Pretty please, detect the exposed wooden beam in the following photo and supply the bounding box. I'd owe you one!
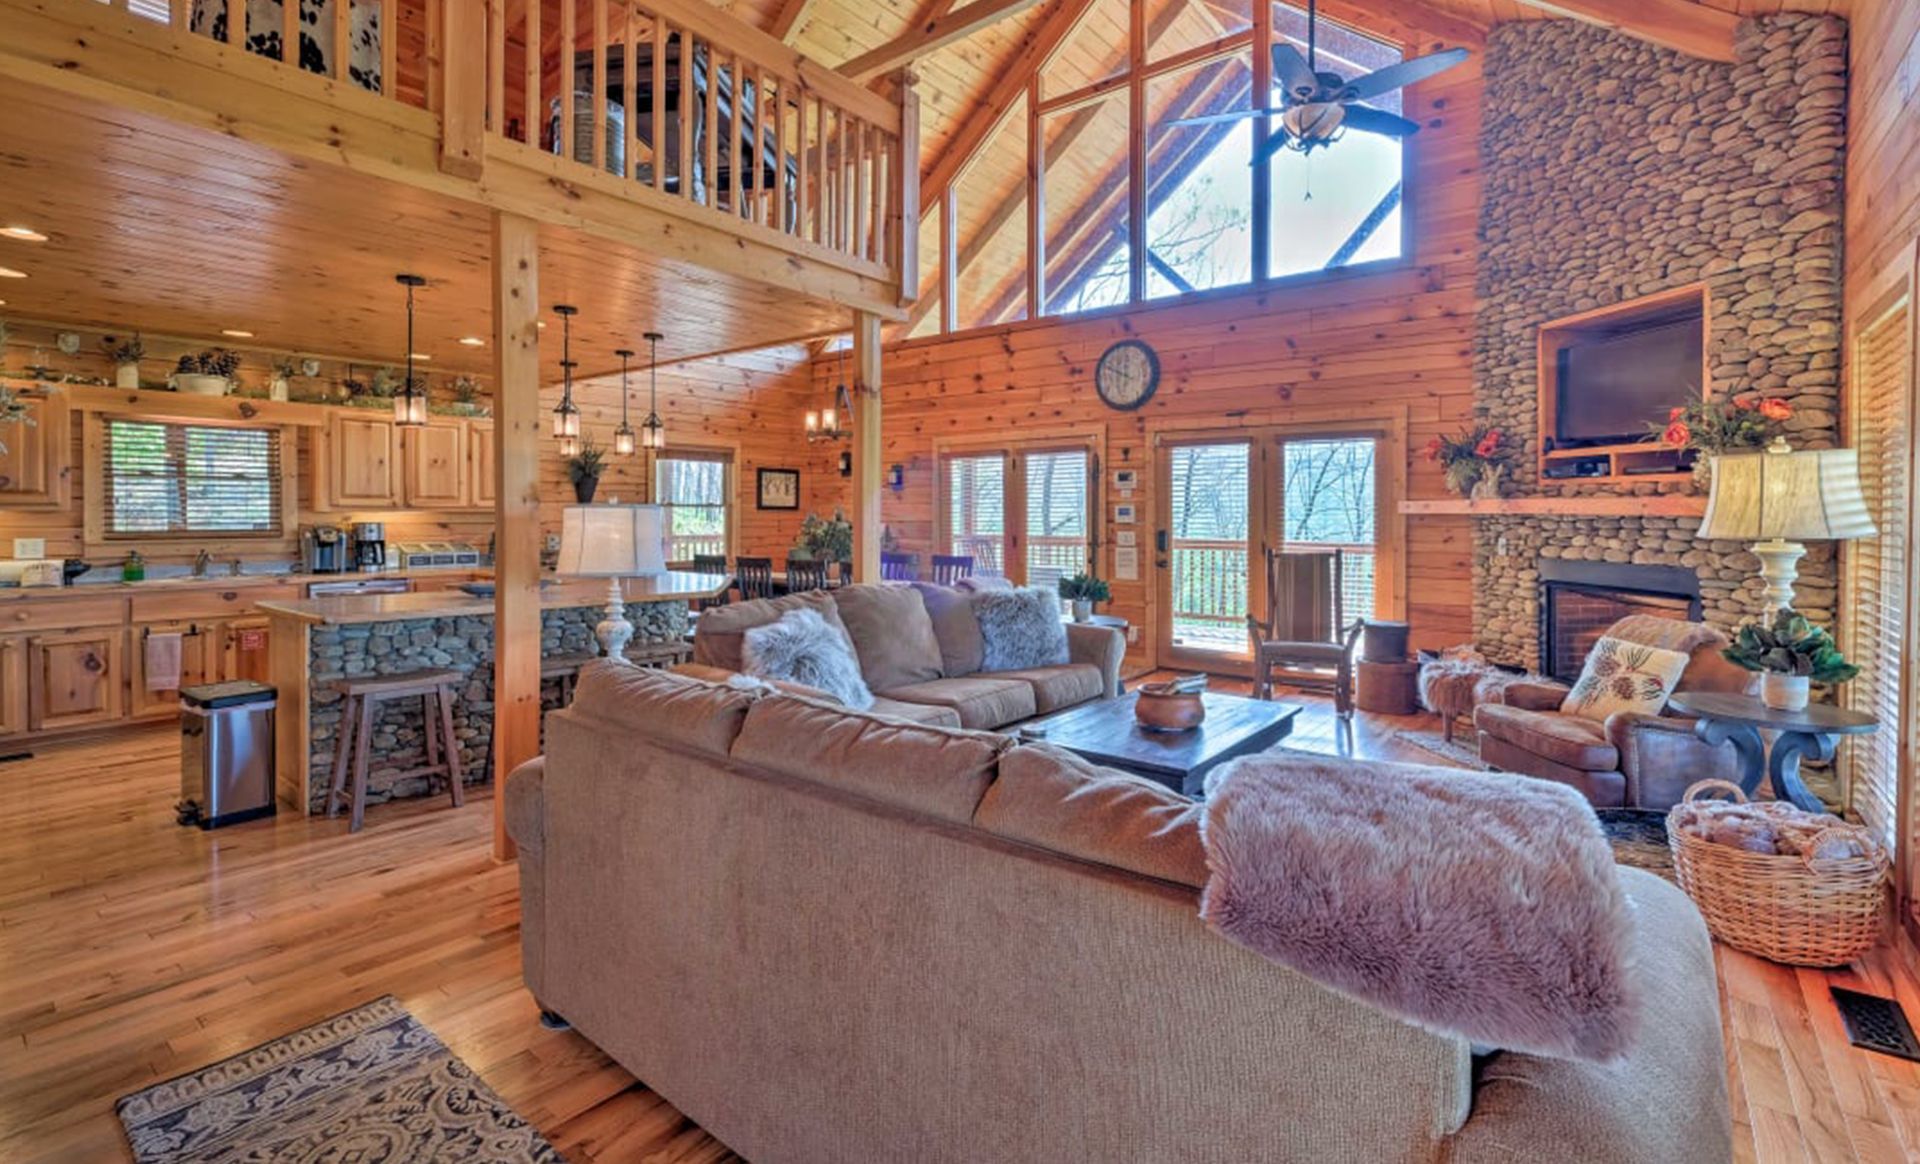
[838,0,1049,84]
[768,0,819,44]
[490,210,541,865]
[1509,0,1736,62]
[850,311,885,582]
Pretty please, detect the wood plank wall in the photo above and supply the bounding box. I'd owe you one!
[809,57,1484,669]
[1844,1,1920,299]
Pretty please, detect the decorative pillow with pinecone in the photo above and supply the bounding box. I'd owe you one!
[1559,636,1690,722]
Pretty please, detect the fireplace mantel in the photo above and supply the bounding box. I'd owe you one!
[1401,496,1707,517]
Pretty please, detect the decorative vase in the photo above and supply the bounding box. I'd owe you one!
[1762,672,1810,712]
[1071,598,1093,623]
[1469,465,1505,502]
[172,374,230,396]
[115,363,140,389]
[269,376,290,402]
[573,475,599,503]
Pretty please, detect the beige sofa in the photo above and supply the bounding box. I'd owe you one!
[508,663,1732,1164]
[682,582,1124,729]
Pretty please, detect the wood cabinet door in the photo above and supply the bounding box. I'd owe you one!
[128,621,215,718]
[403,421,468,508]
[0,389,72,509]
[328,415,398,508]
[29,629,124,732]
[469,422,495,508]
[220,617,273,685]
[0,637,27,736]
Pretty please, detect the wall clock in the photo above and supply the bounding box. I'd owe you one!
[1095,339,1160,411]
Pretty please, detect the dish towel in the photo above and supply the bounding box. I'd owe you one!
[145,632,183,693]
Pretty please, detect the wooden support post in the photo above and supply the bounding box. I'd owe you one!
[491,211,541,863]
[851,310,884,583]
[441,0,488,179]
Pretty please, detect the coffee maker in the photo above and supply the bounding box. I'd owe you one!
[351,522,387,572]
[302,526,346,573]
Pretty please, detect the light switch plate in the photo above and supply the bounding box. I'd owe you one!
[12,538,45,560]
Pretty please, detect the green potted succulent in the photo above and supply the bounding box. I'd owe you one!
[567,437,606,503]
[171,349,241,396]
[102,334,145,388]
[1058,572,1112,623]
[1722,608,1859,712]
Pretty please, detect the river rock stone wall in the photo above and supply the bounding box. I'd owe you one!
[304,602,689,812]
[1470,14,1847,667]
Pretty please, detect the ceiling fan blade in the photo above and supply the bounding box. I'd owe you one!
[1271,42,1319,99]
[1168,108,1280,129]
[1341,104,1421,138]
[1339,47,1470,102]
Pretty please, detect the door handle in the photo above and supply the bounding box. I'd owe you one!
[1155,529,1169,553]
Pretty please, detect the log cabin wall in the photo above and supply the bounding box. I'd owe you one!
[1844,1,1920,299]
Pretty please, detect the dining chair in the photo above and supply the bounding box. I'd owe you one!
[930,554,973,587]
[692,554,730,610]
[785,557,829,592]
[735,556,776,601]
[880,551,919,581]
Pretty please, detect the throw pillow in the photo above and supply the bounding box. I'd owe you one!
[743,608,874,711]
[1560,636,1689,721]
[971,586,1070,672]
[911,581,987,676]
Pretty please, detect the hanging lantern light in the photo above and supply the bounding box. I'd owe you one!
[640,331,666,451]
[806,344,853,443]
[393,274,429,427]
[552,304,581,442]
[612,347,637,456]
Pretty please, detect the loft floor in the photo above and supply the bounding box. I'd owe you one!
[0,698,1916,1163]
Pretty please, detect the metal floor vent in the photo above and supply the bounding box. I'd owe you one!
[1831,987,1920,1062]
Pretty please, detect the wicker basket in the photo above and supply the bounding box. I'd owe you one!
[1666,780,1890,966]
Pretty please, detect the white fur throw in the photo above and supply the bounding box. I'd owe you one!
[1199,753,1639,1063]
[742,608,873,711]
[971,586,1069,671]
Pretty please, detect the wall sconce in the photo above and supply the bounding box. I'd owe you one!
[838,451,852,478]
[888,464,906,493]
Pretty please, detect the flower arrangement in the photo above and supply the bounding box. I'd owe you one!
[1424,424,1510,498]
[175,349,241,379]
[793,510,854,564]
[101,334,145,366]
[1651,393,1791,459]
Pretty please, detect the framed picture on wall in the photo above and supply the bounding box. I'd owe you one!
[757,467,801,510]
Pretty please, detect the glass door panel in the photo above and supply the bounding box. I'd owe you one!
[1164,441,1252,659]
[1280,436,1379,623]
[947,454,1008,576]
[1024,449,1090,591]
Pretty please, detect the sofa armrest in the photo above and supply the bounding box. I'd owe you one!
[505,756,546,856]
[1500,681,1570,712]
[505,757,550,1002]
[1066,623,1125,699]
[1605,711,1736,810]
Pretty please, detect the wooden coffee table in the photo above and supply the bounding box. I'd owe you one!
[1018,691,1301,797]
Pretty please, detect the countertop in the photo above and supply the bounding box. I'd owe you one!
[0,567,492,601]
[257,572,730,625]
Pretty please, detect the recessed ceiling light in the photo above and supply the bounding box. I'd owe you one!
[536,321,547,329]
[221,329,255,338]
[0,226,47,242]
[458,336,486,347]
[410,352,432,361]
[0,267,25,279]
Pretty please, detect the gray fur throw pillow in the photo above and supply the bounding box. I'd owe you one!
[971,586,1070,671]
[743,608,874,710]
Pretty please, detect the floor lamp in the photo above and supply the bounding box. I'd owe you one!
[1698,438,1877,614]
[557,503,667,659]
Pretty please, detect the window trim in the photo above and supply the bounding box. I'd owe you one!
[650,445,737,567]
[83,412,299,555]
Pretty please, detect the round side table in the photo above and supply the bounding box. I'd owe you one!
[1668,691,1877,813]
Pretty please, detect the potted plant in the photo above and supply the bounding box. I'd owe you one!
[102,334,144,388]
[567,438,606,503]
[1425,424,1510,499]
[171,349,241,396]
[1722,608,1859,712]
[1058,572,1112,623]
[0,382,34,455]
[792,510,853,564]
[1651,392,1792,484]
[269,357,298,402]
[447,376,489,417]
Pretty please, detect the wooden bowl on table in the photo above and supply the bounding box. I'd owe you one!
[1135,679,1207,733]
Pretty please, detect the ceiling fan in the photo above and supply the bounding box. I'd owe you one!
[1169,0,1469,157]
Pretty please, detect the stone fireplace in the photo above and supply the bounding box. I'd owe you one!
[1538,561,1700,683]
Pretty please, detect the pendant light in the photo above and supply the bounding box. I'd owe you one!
[393,274,428,427]
[552,304,581,455]
[640,331,666,451]
[806,344,853,443]
[612,347,637,456]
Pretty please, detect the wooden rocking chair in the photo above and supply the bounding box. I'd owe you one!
[1247,547,1365,719]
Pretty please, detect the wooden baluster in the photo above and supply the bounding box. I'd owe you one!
[623,3,639,180]
[488,0,506,134]
[701,39,718,209]
[677,25,693,197]
[561,0,577,162]
[381,0,398,97]
[875,130,892,267]
[836,106,849,253]
[333,0,349,82]
[592,0,608,172]
[772,76,788,233]
[652,13,668,190]
[734,58,749,221]
[854,120,870,261]
[172,0,187,32]
[524,0,541,146]
[794,94,811,242]
[897,78,920,304]
[750,65,767,225]
[281,0,300,67]
[224,0,241,45]
[818,101,833,248]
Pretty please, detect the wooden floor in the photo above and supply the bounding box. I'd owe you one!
[1,695,1918,1162]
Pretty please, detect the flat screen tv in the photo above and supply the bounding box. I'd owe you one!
[1554,318,1702,447]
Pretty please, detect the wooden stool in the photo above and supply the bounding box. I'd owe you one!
[541,653,600,707]
[625,641,694,670]
[327,668,465,833]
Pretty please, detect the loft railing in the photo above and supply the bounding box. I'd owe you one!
[102,0,412,104]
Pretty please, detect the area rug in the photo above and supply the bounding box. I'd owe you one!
[1383,726,1493,770]
[116,995,564,1163]
[1596,808,1676,884]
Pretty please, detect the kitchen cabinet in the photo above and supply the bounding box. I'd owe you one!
[128,620,216,719]
[221,617,273,685]
[468,421,495,507]
[323,414,399,509]
[0,387,72,510]
[0,637,26,736]
[29,628,123,732]
[402,420,468,508]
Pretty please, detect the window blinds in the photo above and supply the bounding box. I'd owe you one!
[103,419,283,537]
[656,454,730,560]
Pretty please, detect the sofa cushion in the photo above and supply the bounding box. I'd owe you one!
[972,586,1070,671]
[911,582,986,677]
[744,607,874,710]
[867,696,965,728]
[975,744,1206,887]
[880,675,1038,730]
[831,583,946,691]
[1476,703,1620,771]
[988,663,1105,714]
[731,693,1008,823]
[568,661,761,758]
[693,591,849,672]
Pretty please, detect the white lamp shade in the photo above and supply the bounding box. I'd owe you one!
[557,504,667,577]
[1700,444,1878,541]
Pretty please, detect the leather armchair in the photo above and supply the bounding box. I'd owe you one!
[1474,617,1757,810]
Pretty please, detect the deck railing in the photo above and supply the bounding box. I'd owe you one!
[1170,539,1376,652]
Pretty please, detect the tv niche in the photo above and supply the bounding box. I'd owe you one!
[1536,284,1709,485]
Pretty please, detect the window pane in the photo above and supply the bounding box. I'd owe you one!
[947,455,1006,576]
[1169,443,1249,651]
[953,94,1030,330]
[907,204,943,339]
[1268,4,1404,276]
[1041,0,1129,101]
[1283,437,1377,619]
[1146,54,1256,300]
[1024,450,1089,592]
[1146,0,1251,62]
[105,419,278,537]
[658,457,728,560]
[1041,93,1130,317]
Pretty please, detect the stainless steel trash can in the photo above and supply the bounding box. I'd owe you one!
[177,680,277,829]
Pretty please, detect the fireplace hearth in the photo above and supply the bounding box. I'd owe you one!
[1540,560,1701,683]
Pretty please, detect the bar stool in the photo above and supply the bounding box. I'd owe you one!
[328,668,465,833]
[541,652,600,707]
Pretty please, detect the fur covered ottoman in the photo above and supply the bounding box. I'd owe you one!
[1418,647,1543,742]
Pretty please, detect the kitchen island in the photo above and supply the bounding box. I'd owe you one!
[259,572,728,815]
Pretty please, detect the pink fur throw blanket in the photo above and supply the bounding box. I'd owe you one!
[1199,753,1639,1063]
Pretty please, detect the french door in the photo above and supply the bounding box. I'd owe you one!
[1156,428,1388,673]
[940,439,1097,587]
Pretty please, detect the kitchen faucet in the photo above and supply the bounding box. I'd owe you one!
[192,549,212,578]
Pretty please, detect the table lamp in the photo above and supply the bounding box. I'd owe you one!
[1698,437,1876,613]
[557,503,667,659]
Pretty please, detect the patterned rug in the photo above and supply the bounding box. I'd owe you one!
[117,995,564,1163]
[1384,727,1494,770]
